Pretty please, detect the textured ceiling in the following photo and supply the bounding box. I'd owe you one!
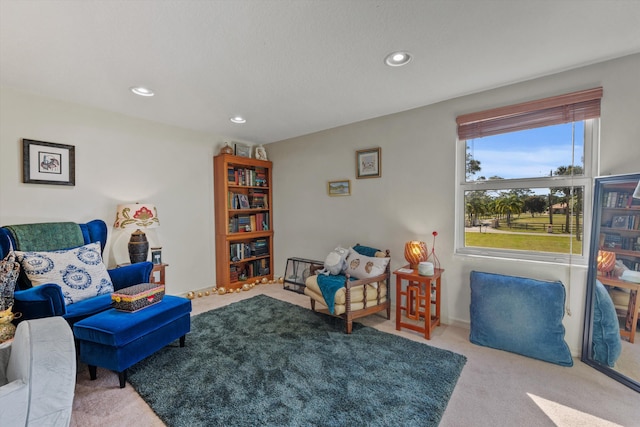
[1,0,640,144]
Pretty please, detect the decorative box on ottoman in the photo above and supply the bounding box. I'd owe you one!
[112,283,165,311]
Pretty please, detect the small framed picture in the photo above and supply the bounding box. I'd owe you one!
[237,194,250,209]
[234,142,251,158]
[151,247,162,265]
[328,180,351,196]
[356,147,381,179]
[611,215,629,229]
[23,139,76,185]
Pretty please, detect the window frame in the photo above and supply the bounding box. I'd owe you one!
[455,116,599,265]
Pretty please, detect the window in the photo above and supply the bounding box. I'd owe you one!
[456,88,602,263]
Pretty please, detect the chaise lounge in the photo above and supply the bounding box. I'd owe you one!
[304,244,391,333]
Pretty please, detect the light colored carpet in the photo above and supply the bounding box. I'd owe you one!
[616,339,640,382]
[70,285,639,427]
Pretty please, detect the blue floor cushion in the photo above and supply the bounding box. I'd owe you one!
[591,280,622,367]
[470,271,573,367]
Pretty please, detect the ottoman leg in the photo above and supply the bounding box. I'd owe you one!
[119,370,127,388]
[89,365,97,380]
[180,335,186,347]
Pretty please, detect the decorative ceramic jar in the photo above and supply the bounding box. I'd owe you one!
[128,229,149,263]
[418,262,434,276]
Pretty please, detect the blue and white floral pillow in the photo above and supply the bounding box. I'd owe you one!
[16,242,114,305]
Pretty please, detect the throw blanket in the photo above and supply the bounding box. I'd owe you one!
[316,274,355,314]
[5,223,84,252]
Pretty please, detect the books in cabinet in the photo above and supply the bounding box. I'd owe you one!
[228,212,269,233]
[603,190,640,208]
[228,190,269,210]
[226,166,268,187]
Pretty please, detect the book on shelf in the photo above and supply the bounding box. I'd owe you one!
[246,258,270,279]
[249,189,267,208]
[229,268,239,282]
[229,243,251,261]
[230,240,269,262]
[250,239,269,256]
[227,166,236,184]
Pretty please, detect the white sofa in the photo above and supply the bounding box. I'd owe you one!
[0,317,76,427]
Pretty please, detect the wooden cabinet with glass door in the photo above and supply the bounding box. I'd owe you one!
[213,154,273,290]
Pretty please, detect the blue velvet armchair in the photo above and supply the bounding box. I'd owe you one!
[0,219,152,325]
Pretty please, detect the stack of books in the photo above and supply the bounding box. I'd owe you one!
[227,166,269,187]
[250,239,269,256]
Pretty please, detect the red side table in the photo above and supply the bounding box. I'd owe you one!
[394,266,444,340]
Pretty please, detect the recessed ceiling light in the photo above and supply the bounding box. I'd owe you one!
[230,116,247,124]
[384,51,412,67]
[130,86,155,97]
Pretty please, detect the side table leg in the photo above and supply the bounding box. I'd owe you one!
[395,275,402,330]
[425,280,432,340]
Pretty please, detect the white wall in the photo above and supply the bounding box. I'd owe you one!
[2,54,638,354]
[267,53,640,355]
[0,87,228,295]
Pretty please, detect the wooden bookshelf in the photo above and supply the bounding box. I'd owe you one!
[214,153,274,290]
[600,182,640,271]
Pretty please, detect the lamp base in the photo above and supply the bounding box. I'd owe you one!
[128,229,149,263]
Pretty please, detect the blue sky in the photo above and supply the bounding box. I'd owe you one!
[468,122,584,180]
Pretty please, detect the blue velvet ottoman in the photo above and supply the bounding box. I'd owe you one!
[73,295,192,388]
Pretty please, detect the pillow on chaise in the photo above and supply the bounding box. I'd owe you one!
[344,247,389,280]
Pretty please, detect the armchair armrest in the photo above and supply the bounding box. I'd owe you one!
[13,284,66,320]
[108,262,153,291]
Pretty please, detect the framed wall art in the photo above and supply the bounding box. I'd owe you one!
[328,180,351,196]
[234,142,252,158]
[356,147,381,179]
[22,139,75,186]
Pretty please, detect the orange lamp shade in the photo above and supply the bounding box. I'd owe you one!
[404,241,428,269]
[597,250,616,274]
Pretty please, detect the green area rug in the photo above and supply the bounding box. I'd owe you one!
[128,294,466,427]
